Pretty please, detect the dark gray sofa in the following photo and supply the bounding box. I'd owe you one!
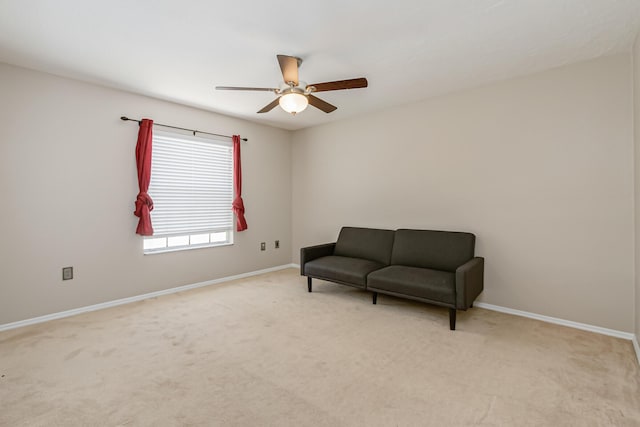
[300,227,484,330]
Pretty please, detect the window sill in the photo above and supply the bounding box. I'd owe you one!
[144,241,233,255]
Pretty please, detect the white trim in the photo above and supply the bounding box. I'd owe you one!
[0,264,297,332]
[298,264,638,350]
[474,302,635,340]
[2,264,637,367]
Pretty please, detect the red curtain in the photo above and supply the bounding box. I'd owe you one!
[232,135,248,231]
[134,119,154,236]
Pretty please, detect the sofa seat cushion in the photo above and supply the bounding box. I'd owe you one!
[367,265,456,304]
[304,255,385,287]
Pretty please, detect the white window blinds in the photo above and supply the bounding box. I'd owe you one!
[148,130,234,238]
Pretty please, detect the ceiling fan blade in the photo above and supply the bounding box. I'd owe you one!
[257,98,280,114]
[216,86,278,92]
[308,95,337,113]
[277,55,300,86]
[308,78,368,92]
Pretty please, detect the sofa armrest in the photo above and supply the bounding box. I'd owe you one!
[300,243,336,275]
[455,257,484,309]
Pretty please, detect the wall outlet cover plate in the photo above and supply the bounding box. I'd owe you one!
[62,267,73,280]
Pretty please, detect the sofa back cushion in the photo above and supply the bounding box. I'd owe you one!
[391,229,475,272]
[334,227,395,265]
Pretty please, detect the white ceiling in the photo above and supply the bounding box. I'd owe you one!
[1,0,639,131]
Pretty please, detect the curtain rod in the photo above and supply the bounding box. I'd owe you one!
[120,116,248,141]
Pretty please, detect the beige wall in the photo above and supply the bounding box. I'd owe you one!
[2,53,637,334]
[291,54,635,332]
[0,63,292,325]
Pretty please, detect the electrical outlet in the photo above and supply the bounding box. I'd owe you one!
[62,267,73,281]
[275,240,280,249]
[260,242,266,251]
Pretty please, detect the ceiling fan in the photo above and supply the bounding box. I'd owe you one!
[216,54,368,115]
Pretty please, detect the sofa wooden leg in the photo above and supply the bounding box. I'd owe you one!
[372,292,378,305]
[307,277,312,293]
[449,308,456,330]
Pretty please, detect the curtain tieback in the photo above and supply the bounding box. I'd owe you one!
[134,192,154,217]
[232,196,245,213]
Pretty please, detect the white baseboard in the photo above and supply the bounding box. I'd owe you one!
[474,302,635,341]
[0,264,297,332]
[3,265,639,368]
[295,267,638,364]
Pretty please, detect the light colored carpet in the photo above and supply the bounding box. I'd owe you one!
[1,268,639,426]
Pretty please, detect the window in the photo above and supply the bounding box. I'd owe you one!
[143,130,234,253]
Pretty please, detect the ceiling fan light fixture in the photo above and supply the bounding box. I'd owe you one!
[279,92,308,115]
